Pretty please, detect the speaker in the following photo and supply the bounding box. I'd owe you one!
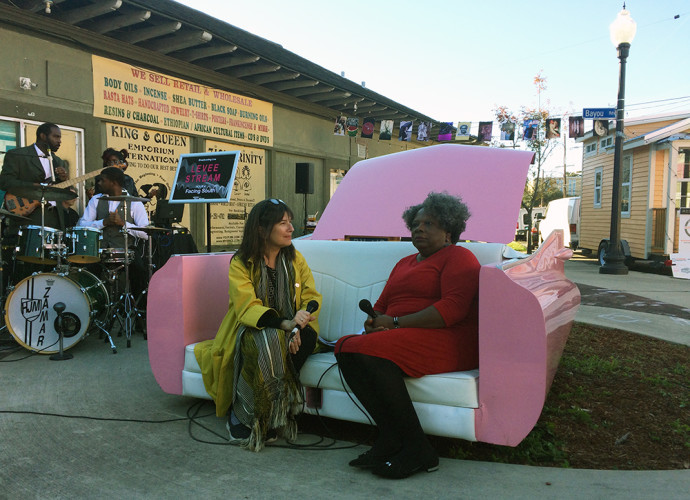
[295,162,314,194]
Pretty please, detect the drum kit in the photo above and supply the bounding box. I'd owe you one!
[0,184,165,358]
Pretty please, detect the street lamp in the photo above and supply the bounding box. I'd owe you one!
[600,5,636,275]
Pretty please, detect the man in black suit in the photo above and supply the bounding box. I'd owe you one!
[0,123,70,286]
[0,122,69,233]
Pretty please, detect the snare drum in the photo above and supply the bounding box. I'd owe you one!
[16,225,62,264]
[4,269,109,354]
[101,248,135,264]
[66,226,101,264]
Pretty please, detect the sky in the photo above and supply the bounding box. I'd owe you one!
[173,0,690,174]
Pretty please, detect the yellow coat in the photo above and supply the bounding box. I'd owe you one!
[194,250,321,417]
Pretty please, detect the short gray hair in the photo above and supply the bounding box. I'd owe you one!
[402,192,471,244]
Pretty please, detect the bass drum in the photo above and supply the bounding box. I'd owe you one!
[5,269,109,354]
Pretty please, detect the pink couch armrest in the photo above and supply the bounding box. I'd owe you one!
[474,232,580,446]
[147,253,233,394]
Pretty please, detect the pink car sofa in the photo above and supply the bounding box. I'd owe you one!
[147,144,581,446]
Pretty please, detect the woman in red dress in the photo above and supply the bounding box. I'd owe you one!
[335,192,480,479]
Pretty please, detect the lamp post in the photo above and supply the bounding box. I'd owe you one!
[600,5,636,275]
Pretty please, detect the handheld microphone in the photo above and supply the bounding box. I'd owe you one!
[358,299,377,318]
[289,300,320,340]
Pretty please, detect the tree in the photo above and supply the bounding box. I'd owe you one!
[494,71,558,253]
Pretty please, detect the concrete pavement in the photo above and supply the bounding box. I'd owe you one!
[1,253,688,498]
[565,254,690,346]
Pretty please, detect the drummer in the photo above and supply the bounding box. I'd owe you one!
[77,167,149,244]
[78,166,149,296]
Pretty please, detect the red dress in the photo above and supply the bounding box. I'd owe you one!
[335,245,480,377]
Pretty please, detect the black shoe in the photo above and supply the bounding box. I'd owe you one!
[372,448,439,479]
[348,449,390,469]
[226,419,251,442]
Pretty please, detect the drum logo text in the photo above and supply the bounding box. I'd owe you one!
[21,298,47,322]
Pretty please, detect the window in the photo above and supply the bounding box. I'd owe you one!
[594,167,603,208]
[621,156,632,217]
[585,142,597,156]
[567,178,578,196]
[600,136,613,149]
[0,119,19,170]
[677,149,690,209]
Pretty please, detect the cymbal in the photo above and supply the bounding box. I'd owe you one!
[130,226,169,233]
[101,195,151,203]
[0,207,32,222]
[8,184,78,202]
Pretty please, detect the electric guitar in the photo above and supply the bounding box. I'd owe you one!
[3,170,101,216]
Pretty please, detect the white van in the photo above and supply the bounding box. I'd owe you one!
[538,197,580,249]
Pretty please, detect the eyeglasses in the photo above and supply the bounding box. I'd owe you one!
[269,198,285,205]
[105,160,126,167]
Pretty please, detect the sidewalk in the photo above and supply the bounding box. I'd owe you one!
[564,255,690,347]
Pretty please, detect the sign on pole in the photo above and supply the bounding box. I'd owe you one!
[583,108,616,120]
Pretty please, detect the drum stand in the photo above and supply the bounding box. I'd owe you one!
[103,203,141,348]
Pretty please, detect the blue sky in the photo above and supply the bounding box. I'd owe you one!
[173,0,689,173]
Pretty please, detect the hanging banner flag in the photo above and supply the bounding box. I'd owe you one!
[500,121,515,141]
[478,121,493,142]
[346,117,359,137]
[380,120,393,140]
[569,117,584,138]
[417,121,431,141]
[398,120,413,141]
[361,118,375,139]
[334,115,346,135]
[546,118,561,139]
[456,122,471,141]
[593,119,609,137]
[523,119,539,140]
[438,122,454,141]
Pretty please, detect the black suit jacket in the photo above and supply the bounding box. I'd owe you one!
[0,144,66,231]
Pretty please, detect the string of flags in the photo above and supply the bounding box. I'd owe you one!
[333,115,613,142]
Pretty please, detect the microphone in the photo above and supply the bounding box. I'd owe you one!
[46,148,56,182]
[358,299,377,319]
[289,300,320,341]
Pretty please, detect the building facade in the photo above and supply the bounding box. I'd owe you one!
[0,0,443,250]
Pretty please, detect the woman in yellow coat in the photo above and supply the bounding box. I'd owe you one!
[195,199,321,451]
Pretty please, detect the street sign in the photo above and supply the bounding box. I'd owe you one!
[583,108,616,119]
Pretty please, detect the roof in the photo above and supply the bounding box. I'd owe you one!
[0,0,441,128]
[311,144,535,244]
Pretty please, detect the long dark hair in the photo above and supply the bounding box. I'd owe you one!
[236,199,295,266]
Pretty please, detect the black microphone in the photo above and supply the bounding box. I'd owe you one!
[289,300,320,340]
[358,299,377,318]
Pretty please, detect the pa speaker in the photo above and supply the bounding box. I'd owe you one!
[295,162,314,194]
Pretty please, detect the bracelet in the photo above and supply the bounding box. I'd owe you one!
[393,316,400,329]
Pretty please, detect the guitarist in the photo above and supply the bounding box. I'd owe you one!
[0,122,69,234]
[0,122,72,288]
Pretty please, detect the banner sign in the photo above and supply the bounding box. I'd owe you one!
[583,108,616,119]
[170,151,239,203]
[93,55,273,147]
[206,140,266,247]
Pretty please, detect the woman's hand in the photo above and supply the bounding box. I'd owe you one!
[364,314,391,334]
[282,308,315,354]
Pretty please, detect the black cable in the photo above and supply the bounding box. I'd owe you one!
[0,338,60,362]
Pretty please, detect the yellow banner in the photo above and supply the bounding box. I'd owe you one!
[93,55,273,147]
[105,122,191,227]
[205,140,266,247]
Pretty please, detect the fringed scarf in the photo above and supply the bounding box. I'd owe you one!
[231,253,304,451]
